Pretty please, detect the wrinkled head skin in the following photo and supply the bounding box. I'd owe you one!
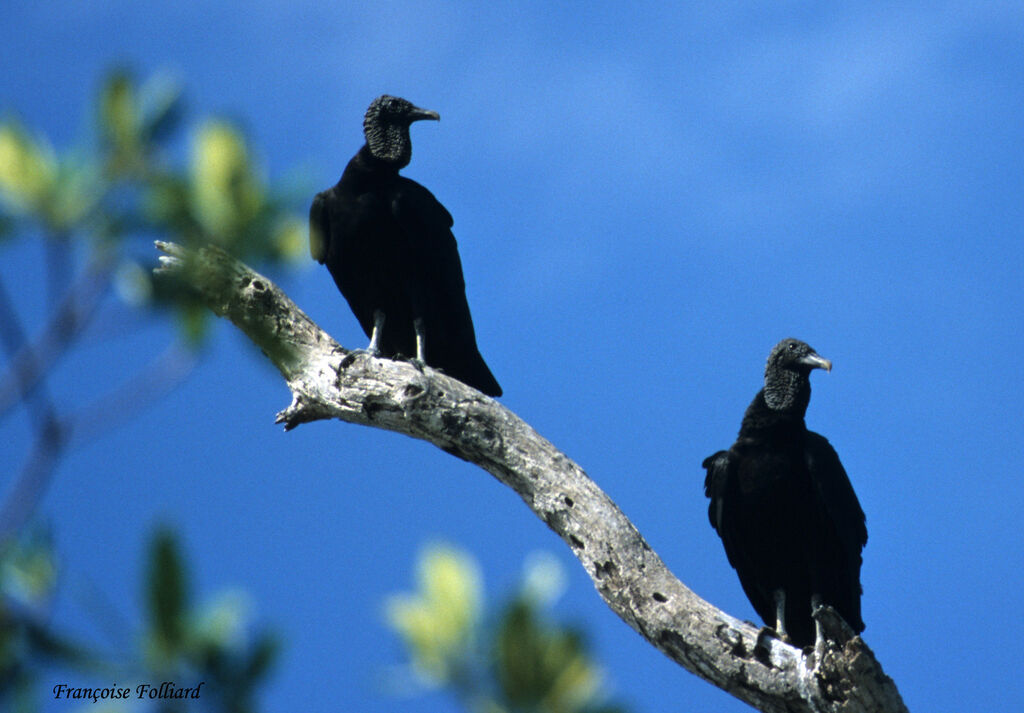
[762,338,831,413]
[766,338,832,376]
[363,95,440,167]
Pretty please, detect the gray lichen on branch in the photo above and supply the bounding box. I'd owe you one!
[153,240,908,713]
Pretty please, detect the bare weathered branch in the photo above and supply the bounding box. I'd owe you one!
[153,240,908,713]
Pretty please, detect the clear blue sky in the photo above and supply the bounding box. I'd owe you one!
[2,2,1023,711]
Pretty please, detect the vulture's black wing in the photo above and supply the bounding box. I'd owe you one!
[309,191,330,265]
[805,431,867,559]
[702,448,776,627]
[309,184,383,341]
[391,176,501,396]
[804,430,867,632]
[703,450,732,534]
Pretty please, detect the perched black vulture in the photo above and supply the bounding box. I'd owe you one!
[702,339,866,648]
[310,95,502,396]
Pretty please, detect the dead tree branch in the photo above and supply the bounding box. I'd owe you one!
[153,240,908,713]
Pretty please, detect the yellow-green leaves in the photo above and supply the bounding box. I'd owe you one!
[100,71,142,171]
[172,119,303,266]
[99,69,184,177]
[272,214,309,263]
[0,120,57,217]
[191,590,254,652]
[0,535,57,610]
[190,121,264,243]
[0,67,309,345]
[386,545,627,713]
[386,544,482,684]
[2,66,304,276]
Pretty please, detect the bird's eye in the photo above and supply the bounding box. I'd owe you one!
[788,343,797,350]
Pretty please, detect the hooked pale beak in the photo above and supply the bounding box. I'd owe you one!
[799,352,832,372]
[409,106,440,122]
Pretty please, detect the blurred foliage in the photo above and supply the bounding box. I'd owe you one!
[387,545,628,713]
[387,544,482,683]
[0,121,58,221]
[0,531,75,707]
[140,530,279,713]
[0,528,277,713]
[0,68,299,713]
[0,68,301,708]
[0,67,306,343]
[1,66,303,700]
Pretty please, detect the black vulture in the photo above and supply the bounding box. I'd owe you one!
[310,95,502,396]
[702,338,866,648]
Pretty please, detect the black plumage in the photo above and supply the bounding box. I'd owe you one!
[703,339,866,648]
[310,95,502,396]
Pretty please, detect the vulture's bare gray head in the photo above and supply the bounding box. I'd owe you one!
[363,95,440,168]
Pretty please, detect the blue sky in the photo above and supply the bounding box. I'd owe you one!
[2,2,1023,711]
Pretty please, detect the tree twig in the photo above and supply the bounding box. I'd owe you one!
[1,420,67,534]
[66,342,197,449]
[45,232,72,311]
[0,274,66,536]
[0,258,114,422]
[153,240,908,713]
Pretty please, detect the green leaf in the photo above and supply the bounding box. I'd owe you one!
[50,149,103,230]
[146,527,189,656]
[24,619,105,671]
[272,215,309,263]
[495,600,544,706]
[144,171,195,236]
[190,589,252,654]
[0,532,58,609]
[385,543,482,684]
[244,633,280,682]
[99,70,140,158]
[178,300,211,346]
[495,598,605,713]
[0,118,57,217]
[189,121,263,242]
